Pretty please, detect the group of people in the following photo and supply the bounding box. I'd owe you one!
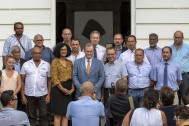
[0,21,189,126]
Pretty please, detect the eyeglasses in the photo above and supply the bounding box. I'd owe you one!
[35,40,43,42]
[60,49,67,51]
[63,33,72,36]
[12,98,18,101]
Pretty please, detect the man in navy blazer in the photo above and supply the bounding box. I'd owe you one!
[72,43,105,100]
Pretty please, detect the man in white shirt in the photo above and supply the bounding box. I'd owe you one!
[119,35,149,65]
[20,47,51,126]
[90,31,106,63]
[67,39,84,64]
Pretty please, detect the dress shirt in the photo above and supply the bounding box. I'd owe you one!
[20,59,51,96]
[2,34,32,59]
[25,45,55,64]
[144,46,162,68]
[95,44,106,62]
[66,96,105,126]
[126,61,152,89]
[104,60,128,88]
[14,59,21,73]
[115,46,122,60]
[170,42,189,73]
[119,49,150,65]
[0,107,30,126]
[67,51,85,64]
[85,57,92,68]
[153,61,182,91]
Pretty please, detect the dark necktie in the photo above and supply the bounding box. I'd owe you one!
[163,62,168,85]
[94,48,97,58]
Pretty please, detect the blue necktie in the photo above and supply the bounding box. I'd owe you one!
[94,48,97,58]
[163,63,168,85]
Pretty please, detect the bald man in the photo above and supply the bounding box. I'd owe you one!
[21,47,51,126]
[25,34,55,64]
[170,30,189,104]
[66,82,105,126]
[62,28,72,46]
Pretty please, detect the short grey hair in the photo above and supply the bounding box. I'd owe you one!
[84,43,94,51]
[149,33,158,40]
[90,30,100,38]
[11,45,20,52]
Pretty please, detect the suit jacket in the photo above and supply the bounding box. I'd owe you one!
[2,58,26,70]
[72,57,105,100]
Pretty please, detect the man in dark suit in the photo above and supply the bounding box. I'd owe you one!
[72,43,105,100]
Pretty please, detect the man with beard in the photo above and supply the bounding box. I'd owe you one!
[153,46,182,105]
[144,33,162,68]
[2,22,32,65]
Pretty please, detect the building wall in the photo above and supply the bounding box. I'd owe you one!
[0,0,56,68]
[132,0,189,49]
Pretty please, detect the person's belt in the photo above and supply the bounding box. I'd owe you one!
[182,72,189,75]
[130,87,148,91]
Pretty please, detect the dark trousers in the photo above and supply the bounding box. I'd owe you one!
[178,73,189,104]
[17,91,26,111]
[104,88,110,106]
[26,95,48,126]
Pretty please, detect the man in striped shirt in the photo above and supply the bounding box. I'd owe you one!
[2,22,32,65]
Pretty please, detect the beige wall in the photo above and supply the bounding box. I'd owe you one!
[0,0,56,68]
[132,0,189,49]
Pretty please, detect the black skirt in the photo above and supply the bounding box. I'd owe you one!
[52,80,72,115]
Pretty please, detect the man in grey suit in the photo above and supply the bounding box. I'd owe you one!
[72,43,105,100]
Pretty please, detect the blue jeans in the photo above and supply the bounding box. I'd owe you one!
[128,88,149,107]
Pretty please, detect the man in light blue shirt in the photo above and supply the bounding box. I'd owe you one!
[170,30,189,104]
[66,81,105,126]
[153,46,182,105]
[144,33,162,68]
[103,47,128,105]
[25,34,55,64]
[2,22,32,65]
[0,90,30,126]
[127,48,152,107]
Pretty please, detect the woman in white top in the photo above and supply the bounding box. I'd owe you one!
[121,89,167,126]
[0,55,21,108]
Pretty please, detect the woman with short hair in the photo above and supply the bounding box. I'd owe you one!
[159,86,177,126]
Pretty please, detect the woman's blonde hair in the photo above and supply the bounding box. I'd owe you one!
[5,54,15,63]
